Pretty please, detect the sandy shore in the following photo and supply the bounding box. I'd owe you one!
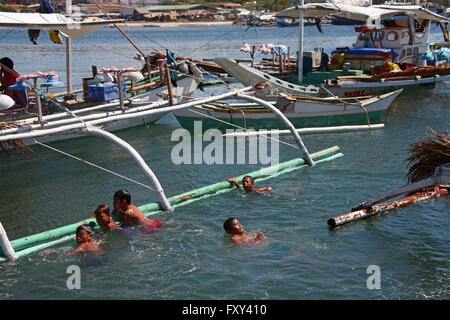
[117,21,235,28]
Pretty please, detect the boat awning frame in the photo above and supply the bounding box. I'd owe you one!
[0,12,124,39]
[275,3,450,24]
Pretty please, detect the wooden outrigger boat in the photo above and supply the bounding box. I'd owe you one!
[173,89,402,131]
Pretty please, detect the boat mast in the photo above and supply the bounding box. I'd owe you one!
[298,0,304,84]
[66,0,73,97]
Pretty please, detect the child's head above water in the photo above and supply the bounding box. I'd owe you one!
[242,176,255,191]
[76,225,93,244]
[113,189,131,204]
[94,204,111,227]
[113,189,131,211]
[223,217,244,235]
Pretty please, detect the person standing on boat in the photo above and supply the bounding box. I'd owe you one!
[0,57,27,108]
[226,176,272,193]
[112,190,164,232]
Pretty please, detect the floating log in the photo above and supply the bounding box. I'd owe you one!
[328,184,449,228]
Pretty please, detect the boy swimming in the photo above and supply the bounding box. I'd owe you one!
[112,189,164,232]
[223,217,265,246]
[94,204,121,232]
[226,175,272,193]
[45,225,102,255]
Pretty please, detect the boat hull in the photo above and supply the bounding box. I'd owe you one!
[174,90,402,131]
[0,77,200,147]
[321,75,450,98]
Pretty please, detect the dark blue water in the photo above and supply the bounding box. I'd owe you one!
[0,24,448,299]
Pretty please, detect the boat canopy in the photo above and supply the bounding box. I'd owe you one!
[0,12,123,39]
[275,4,449,24]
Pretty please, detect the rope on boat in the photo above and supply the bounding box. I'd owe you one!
[186,107,302,150]
[33,139,155,191]
[319,85,372,126]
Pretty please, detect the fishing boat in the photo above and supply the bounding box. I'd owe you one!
[0,11,202,147]
[273,3,450,97]
[173,89,403,131]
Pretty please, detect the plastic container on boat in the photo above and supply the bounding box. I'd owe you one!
[88,82,127,101]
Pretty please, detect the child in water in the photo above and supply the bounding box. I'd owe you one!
[112,189,164,233]
[226,175,272,193]
[94,204,121,233]
[45,225,103,255]
[223,217,265,246]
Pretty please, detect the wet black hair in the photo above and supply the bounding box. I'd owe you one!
[113,189,131,205]
[223,217,237,232]
[76,224,93,236]
[242,175,254,183]
[0,57,13,69]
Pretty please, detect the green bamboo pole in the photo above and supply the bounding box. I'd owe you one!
[1,146,343,260]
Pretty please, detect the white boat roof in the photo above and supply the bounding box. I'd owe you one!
[275,3,449,23]
[0,12,123,39]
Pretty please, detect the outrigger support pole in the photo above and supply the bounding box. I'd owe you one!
[0,222,18,261]
[235,93,315,166]
[82,125,173,212]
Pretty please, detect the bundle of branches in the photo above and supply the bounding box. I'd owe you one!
[405,127,450,183]
[148,51,166,66]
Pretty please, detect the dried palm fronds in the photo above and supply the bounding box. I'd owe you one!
[405,127,450,183]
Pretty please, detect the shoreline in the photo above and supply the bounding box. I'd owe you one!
[117,21,235,28]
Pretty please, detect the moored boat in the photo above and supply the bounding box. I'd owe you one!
[173,89,403,131]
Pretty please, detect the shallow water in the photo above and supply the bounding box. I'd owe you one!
[0,24,449,299]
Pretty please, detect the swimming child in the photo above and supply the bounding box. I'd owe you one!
[226,175,272,193]
[112,189,164,232]
[94,204,121,233]
[45,225,102,255]
[223,217,265,246]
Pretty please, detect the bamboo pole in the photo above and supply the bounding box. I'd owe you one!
[222,124,385,137]
[165,64,174,106]
[328,185,449,229]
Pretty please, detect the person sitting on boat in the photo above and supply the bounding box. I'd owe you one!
[226,175,272,193]
[223,217,265,247]
[94,204,121,233]
[112,189,164,232]
[0,57,27,108]
[45,225,103,256]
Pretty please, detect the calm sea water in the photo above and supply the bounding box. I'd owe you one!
[0,24,449,300]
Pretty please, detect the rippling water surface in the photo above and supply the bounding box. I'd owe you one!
[0,24,448,299]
